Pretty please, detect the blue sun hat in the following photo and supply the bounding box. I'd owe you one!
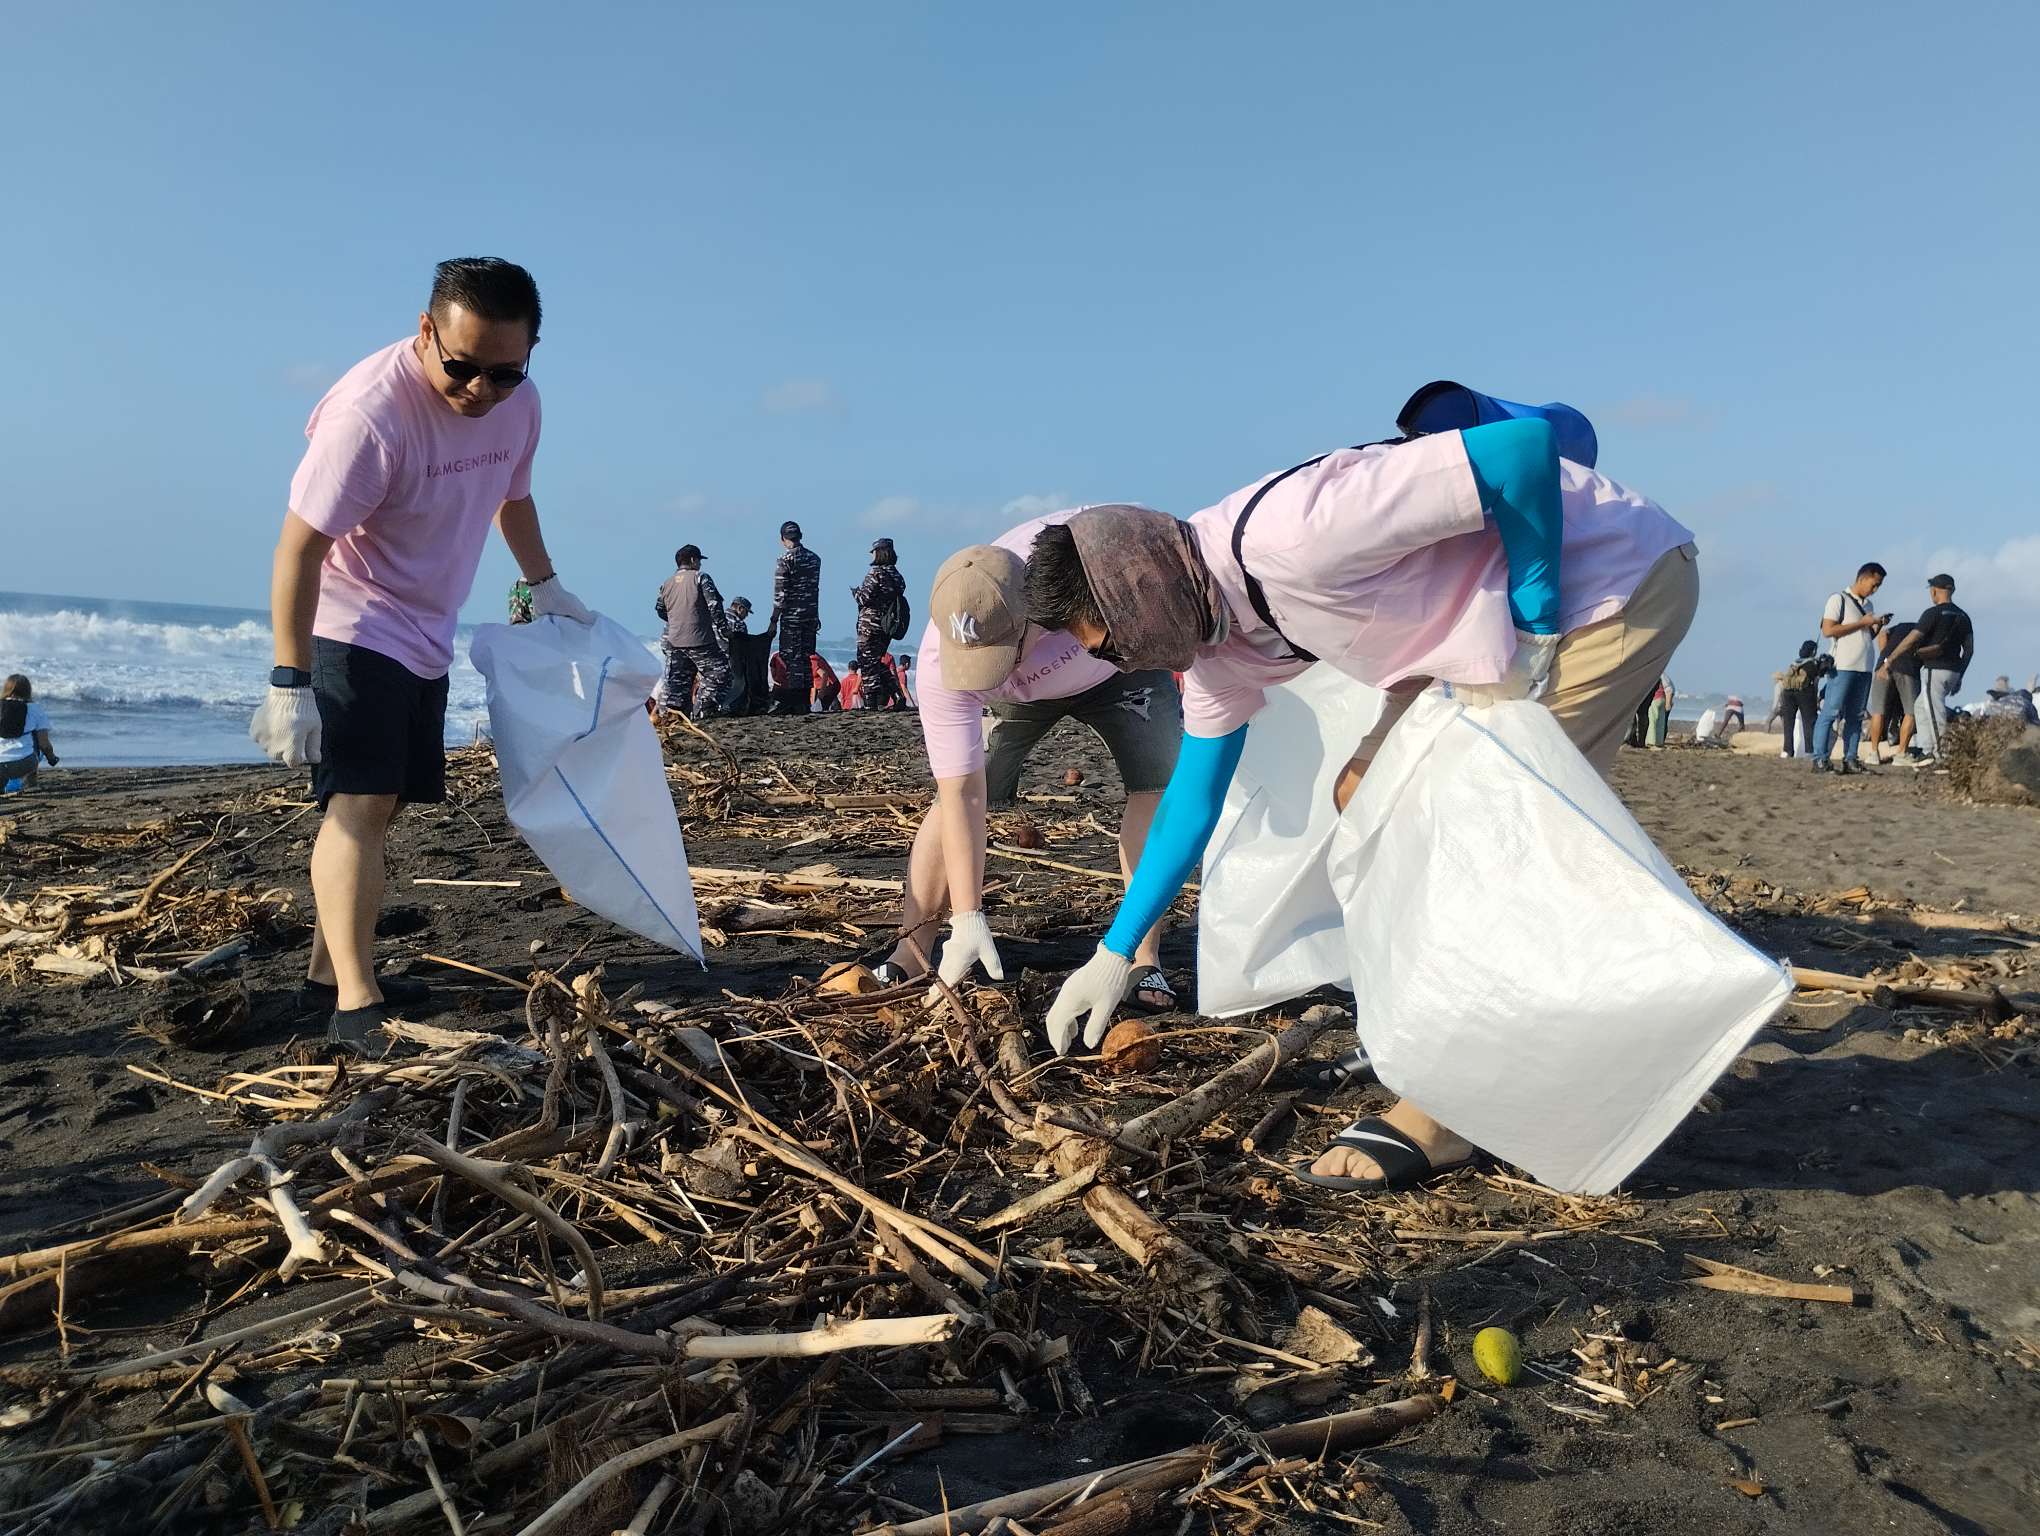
[1397,380,1598,469]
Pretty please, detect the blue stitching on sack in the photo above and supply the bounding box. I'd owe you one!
[552,764,696,956]
[574,657,615,742]
[1447,708,1779,970]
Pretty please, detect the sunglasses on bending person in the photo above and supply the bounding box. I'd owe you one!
[1085,621,1127,668]
[429,326,530,389]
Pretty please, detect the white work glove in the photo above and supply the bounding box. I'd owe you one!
[249,685,323,767]
[929,910,1005,998]
[1045,944,1134,1055]
[1454,631,1559,707]
[529,575,593,625]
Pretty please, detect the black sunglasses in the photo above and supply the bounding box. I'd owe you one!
[1085,620,1126,667]
[429,326,530,390]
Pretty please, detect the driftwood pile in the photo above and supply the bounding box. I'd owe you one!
[0,807,298,993]
[0,926,1495,1534]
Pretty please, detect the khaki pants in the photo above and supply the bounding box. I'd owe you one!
[1350,543,1701,781]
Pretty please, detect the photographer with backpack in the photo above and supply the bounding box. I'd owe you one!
[852,537,911,711]
[1777,640,1824,758]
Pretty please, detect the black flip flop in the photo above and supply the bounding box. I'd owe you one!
[1126,967,1178,1015]
[1290,1115,1476,1193]
[1307,1044,1375,1091]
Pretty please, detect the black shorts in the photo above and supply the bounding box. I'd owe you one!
[310,638,450,809]
[983,669,1182,805]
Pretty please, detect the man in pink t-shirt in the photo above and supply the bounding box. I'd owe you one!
[876,512,1183,1009]
[247,258,592,1047]
[1027,416,1700,1193]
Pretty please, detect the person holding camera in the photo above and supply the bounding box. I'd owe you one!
[1811,562,1887,773]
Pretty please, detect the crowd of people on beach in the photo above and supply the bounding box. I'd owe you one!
[1764,561,2035,774]
[634,527,917,719]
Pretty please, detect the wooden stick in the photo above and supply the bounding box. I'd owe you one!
[81,1285,378,1381]
[728,1126,999,1280]
[688,865,905,893]
[1118,1009,1337,1153]
[227,1415,283,1531]
[1684,1255,1867,1306]
[1790,966,2015,1018]
[976,1168,1099,1233]
[412,877,523,889]
[512,1413,741,1536]
[403,1134,605,1320]
[682,1313,958,1359]
[873,1394,1447,1534]
[411,1427,467,1534]
[1240,1093,1298,1154]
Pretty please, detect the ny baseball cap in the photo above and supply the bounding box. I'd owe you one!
[930,544,1027,692]
[676,543,704,562]
[780,520,803,540]
[1928,572,1955,590]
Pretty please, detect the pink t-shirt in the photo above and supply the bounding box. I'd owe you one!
[915,509,1121,780]
[1181,434,1694,737]
[289,338,541,679]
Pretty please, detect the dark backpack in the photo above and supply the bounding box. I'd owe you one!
[0,699,27,739]
[882,584,911,642]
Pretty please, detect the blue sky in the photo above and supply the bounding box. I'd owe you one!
[5,2,2036,696]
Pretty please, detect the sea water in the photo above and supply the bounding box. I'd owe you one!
[0,590,862,768]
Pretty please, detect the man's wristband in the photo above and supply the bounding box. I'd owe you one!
[271,666,311,688]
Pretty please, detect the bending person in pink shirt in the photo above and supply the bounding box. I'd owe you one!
[1026,416,1698,1192]
[248,258,592,1048]
[878,512,1183,1012]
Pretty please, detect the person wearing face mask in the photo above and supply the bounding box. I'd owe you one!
[874,513,1183,1011]
[248,257,592,1048]
[1026,396,1697,1193]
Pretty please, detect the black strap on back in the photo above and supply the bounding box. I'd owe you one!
[1228,435,1410,663]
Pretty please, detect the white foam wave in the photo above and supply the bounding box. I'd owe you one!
[0,607,275,663]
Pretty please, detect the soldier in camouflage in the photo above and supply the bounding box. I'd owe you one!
[769,519,822,715]
[852,537,908,710]
[654,544,731,717]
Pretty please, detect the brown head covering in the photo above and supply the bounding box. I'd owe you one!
[1067,504,1226,673]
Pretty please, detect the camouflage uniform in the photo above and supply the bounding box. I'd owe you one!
[771,537,822,714]
[656,567,731,717]
[852,558,907,710]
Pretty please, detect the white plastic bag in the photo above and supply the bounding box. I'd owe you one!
[1196,665,1382,1017]
[470,614,704,963]
[1327,692,1789,1193]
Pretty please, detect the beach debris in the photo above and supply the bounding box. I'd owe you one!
[1684,1254,1868,1306]
[5,723,2029,1532]
[1473,1326,1525,1385]
[1099,1018,1162,1074]
[1063,767,1085,787]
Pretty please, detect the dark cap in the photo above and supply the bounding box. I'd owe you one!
[1928,572,1955,591]
[870,537,895,555]
[780,520,803,541]
[675,543,704,563]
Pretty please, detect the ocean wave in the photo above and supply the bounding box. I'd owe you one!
[0,606,275,662]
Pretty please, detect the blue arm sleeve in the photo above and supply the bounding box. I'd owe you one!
[1102,726,1248,958]
[1462,418,1564,636]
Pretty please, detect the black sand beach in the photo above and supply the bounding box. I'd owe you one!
[1,716,2035,1533]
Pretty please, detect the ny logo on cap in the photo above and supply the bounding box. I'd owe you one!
[949,612,980,644]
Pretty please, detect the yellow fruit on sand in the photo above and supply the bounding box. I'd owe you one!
[1472,1327,1523,1386]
